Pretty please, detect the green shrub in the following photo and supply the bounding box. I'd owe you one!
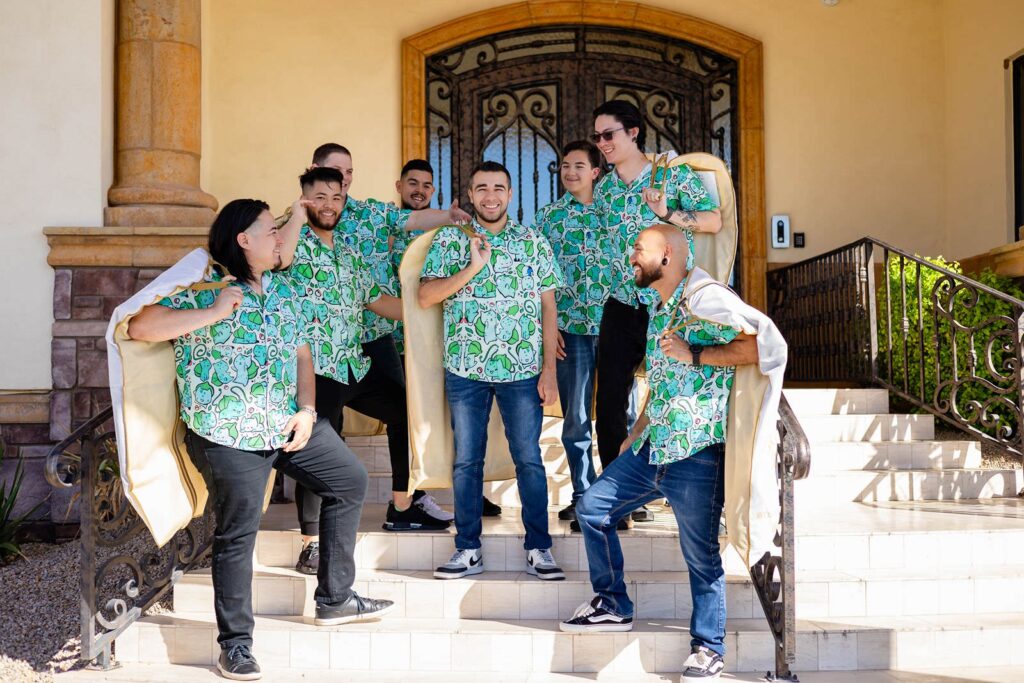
[0,438,44,563]
[878,254,1024,446]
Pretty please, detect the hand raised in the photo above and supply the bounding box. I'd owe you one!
[448,199,472,225]
[642,186,668,220]
[659,333,690,363]
[469,235,491,270]
[291,198,315,222]
[212,282,244,320]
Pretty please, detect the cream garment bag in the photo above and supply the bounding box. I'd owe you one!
[107,249,274,547]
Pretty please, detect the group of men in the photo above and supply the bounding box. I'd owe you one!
[127,100,761,682]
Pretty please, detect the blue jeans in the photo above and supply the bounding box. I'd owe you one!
[576,440,727,655]
[445,370,552,551]
[556,332,599,502]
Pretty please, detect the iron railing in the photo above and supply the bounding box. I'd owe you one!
[769,236,1024,459]
[45,407,214,668]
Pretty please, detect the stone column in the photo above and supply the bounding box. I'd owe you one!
[105,0,217,227]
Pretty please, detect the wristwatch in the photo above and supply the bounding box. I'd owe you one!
[299,406,318,423]
[688,343,705,366]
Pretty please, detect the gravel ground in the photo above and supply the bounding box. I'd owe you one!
[932,424,1024,471]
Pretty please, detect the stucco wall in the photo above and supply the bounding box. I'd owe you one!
[0,1,114,390]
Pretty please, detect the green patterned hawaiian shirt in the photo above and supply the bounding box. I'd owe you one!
[634,278,741,465]
[594,162,717,307]
[334,197,411,343]
[159,271,306,451]
[534,192,611,336]
[389,221,426,356]
[421,219,563,382]
[285,225,381,383]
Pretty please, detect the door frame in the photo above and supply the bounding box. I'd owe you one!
[402,0,766,310]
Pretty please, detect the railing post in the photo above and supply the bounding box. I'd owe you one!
[79,429,115,669]
[864,242,878,384]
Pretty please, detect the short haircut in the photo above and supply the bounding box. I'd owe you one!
[208,198,269,284]
[593,100,646,149]
[401,158,434,178]
[469,160,511,187]
[311,142,351,166]
[561,139,602,169]
[299,166,345,191]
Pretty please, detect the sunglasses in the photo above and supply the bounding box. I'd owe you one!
[589,127,625,143]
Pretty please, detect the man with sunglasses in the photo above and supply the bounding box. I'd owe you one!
[589,101,722,522]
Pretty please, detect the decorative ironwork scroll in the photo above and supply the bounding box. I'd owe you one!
[45,407,214,669]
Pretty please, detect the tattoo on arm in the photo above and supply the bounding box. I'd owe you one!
[677,210,699,230]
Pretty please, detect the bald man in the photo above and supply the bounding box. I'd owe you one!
[560,224,759,683]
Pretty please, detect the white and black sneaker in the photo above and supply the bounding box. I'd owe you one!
[413,490,454,522]
[559,596,633,633]
[681,645,725,682]
[434,548,483,579]
[526,548,565,581]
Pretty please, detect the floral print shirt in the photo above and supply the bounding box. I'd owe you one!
[594,162,717,307]
[634,278,740,465]
[285,225,381,383]
[334,197,411,343]
[534,192,611,336]
[421,219,563,382]
[159,271,306,451]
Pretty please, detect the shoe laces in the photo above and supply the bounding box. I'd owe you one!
[225,644,255,665]
[684,646,715,669]
[532,548,556,567]
[448,548,476,565]
[305,541,319,560]
[572,597,602,619]
[417,493,446,516]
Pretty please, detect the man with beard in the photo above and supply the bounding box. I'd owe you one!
[287,167,451,579]
[560,224,759,683]
[419,161,565,581]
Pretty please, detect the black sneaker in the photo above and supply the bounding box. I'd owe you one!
[294,541,319,575]
[217,644,261,681]
[681,645,725,682]
[558,501,577,520]
[314,593,395,626]
[570,517,630,532]
[559,596,633,633]
[383,501,451,531]
[482,496,502,517]
[631,505,654,522]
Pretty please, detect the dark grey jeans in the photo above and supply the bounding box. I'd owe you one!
[184,420,368,650]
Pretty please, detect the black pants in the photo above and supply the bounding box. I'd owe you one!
[364,333,406,388]
[296,336,410,535]
[595,297,649,468]
[184,422,367,650]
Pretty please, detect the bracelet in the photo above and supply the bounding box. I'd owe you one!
[299,406,318,423]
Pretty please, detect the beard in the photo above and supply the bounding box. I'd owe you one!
[634,261,663,288]
[402,194,429,210]
[308,209,337,231]
[473,204,508,225]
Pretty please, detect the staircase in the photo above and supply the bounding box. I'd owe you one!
[90,389,1024,678]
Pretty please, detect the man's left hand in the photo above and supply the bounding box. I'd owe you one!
[282,411,315,452]
[538,367,558,406]
[448,200,472,225]
[660,333,692,363]
[642,187,669,220]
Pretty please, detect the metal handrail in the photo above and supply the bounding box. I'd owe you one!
[768,235,1024,459]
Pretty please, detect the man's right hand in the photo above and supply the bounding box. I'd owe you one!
[212,283,244,319]
[469,235,491,271]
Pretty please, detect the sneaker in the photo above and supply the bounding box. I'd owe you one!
[681,645,725,682]
[294,541,319,575]
[414,490,454,522]
[557,501,577,520]
[314,592,395,626]
[434,548,483,579]
[217,644,261,680]
[570,517,631,532]
[631,505,654,522]
[383,500,451,531]
[482,496,502,517]
[526,548,565,581]
[559,596,633,633]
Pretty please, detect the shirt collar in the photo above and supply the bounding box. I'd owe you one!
[471,217,522,240]
[611,162,653,191]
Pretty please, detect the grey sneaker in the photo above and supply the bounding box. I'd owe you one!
[414,490,454,522]
[294,541,319,575]
[434,548,484,579]
[526,548,565,581]
[681,645,725,682]
[217,644,261,680]
[314,593,395,626]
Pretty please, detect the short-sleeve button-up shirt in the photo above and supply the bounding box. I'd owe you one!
[595,162,717,307]
[159,271,305,451]
[534,192,611,336]
[635,278,740,465]
[285,225,381,383]
[421,219,563,382]
[334,197,411,343]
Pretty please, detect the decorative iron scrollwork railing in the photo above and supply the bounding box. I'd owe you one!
[768,236,1024,459]
[45,406,214,669]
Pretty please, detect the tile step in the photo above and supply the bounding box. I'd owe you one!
[781,388,890,415]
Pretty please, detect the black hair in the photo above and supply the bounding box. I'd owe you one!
[208,198,269,284]
[592,100,646,149]
[311,142,352,166]
[561,139,602,169]
[469,160,512,187]
[299,166,345,191]
[401,158,434,178]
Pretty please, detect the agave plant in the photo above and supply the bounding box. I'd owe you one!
[0,438,44,562]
